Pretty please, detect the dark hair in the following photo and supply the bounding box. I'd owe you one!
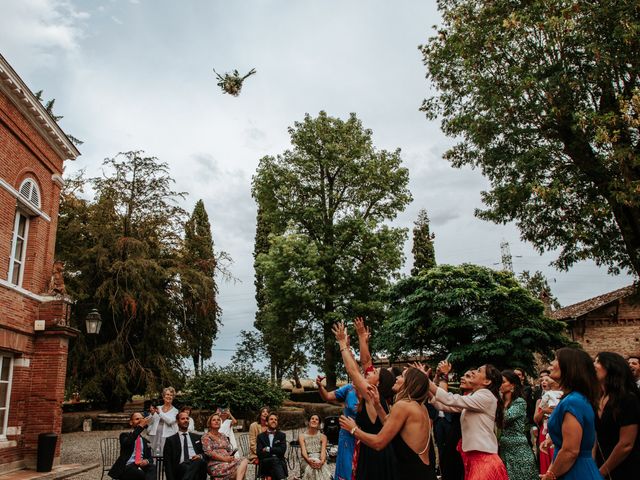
[256,406,270,424]
[484,364,504,429]
[596,351,640,420]
[390,366,404,378]
[513,368,529,386]
[628,355,640,362]
[308,413,322,423]
[179,405,192,414]
[539,369,551,376]
[556,347,600,410]
[129,411,142,421]
[501,369,523,404]
[267,413,278,421]
[378,368,395,401]
[395,367,430,404]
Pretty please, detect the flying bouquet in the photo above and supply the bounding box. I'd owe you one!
[213,68,256,96]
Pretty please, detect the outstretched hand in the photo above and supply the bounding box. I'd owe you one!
[354,317,371,340]
[339,415,356,433]
[315,375,325,387]
[410,362,431,378]
[366,383,381,406]
[438,360,452,375]
[332,321,348,344]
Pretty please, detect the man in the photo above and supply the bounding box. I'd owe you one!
[163,411,207,480]
[257,413,288,480]
[628,355,640,388]
[108,412,156,480]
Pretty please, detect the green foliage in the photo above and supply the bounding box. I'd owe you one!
[518,270,561,310]
[411,208,437,275]
[376,264,571,374]
[250,112,412,388]
[421,0,640,276]
[59,152,189,411]
[175,200,222,375]
[182,366,287,416]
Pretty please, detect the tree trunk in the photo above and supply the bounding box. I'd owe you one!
[323,321,337,390]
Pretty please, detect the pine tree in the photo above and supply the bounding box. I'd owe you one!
[411,208,436,276]
[178,200,220,375]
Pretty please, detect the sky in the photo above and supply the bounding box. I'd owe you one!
[0,0,634,371]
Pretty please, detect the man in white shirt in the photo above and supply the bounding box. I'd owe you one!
[163,411,206,480]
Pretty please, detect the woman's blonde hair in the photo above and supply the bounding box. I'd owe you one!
[394,367,430,404]
[162,386,176,397]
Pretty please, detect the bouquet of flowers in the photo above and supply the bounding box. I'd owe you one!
[213,68,257,96]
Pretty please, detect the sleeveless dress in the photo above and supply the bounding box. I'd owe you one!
[334,384,358,480]
[547,391,603,479]
[391,432,436,480]
[499,397,538,480]
[202,432,243,479]
[301,431,332,480]
[354,397,397,480]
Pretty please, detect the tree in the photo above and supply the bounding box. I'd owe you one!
[252,112,412,388]
[59,151,187,410]
[175,200,221,375]
[518,270,562,311]
[376,264,571,374]
[34,89,83,146]
[411,208,436,275]
[420,0,640,276]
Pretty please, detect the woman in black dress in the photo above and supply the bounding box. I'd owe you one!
[339,366,437,480]
[593,351,640,479]
[333,320,397,480]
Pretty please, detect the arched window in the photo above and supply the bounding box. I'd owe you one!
[18,178,41,209]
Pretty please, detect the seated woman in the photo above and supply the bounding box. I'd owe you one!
[299,414,332,480]
[247,406,269,465]
[202,412,249,480]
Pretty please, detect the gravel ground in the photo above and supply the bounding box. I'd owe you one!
[60,429,335,480]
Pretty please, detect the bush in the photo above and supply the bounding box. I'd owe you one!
[182,366,287,417]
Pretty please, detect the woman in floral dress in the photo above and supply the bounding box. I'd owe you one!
[499,370,538,480]
[202,413,249,480]
[299,414,332,480]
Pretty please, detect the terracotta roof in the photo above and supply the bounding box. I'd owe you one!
[551,285,637,321]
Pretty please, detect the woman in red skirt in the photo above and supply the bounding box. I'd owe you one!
[429,362,508,480]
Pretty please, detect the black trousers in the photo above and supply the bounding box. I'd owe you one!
[120,463,157,480]
[260,457,287,480]
[177,458,207,480]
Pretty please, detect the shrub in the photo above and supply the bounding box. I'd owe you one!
[182,366,287,417]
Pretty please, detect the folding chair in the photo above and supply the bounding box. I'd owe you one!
[100,437,120,480]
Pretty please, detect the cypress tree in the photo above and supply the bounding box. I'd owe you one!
[411,208,436,276]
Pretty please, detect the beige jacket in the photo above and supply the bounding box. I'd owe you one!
[430,386,499,453]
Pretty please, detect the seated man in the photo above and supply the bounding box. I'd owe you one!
[108,412,156,480]
[163,411,207,480]
[257,413,288,480]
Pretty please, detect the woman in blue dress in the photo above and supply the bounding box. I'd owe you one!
[541,347,603,480]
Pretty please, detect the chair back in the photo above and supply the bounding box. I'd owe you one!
[237,433,251,457]
[323,416,340,445]
[100,437,119,480]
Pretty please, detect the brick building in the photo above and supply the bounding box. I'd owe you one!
[0,54,80,472]
[551,284,640,358]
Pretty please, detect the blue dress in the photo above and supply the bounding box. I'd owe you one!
[547,391,603,479]
[334,384,358,480]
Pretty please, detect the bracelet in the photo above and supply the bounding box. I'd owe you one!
[340,347,348,352]
[350,426,357,435]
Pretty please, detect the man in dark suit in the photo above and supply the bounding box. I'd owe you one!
[108,412,156,480]
[257,413,287,480]
[163,411,207,480]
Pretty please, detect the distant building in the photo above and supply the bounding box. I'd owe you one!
[0,54,80,472]
[551,285,640,358]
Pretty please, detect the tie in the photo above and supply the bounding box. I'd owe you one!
[134,435,142,464]
[182,433,189,463]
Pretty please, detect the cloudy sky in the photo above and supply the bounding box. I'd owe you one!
[1,0,634,370]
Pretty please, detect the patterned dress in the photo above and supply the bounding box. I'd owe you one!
[499,397,538,480]
[301,431,332,480]
[202,432,242,479]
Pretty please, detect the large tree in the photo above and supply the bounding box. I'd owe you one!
[411,208,437,275]
[421,0,640,276]
[376,264,571,374]
[59,151,187,410]
[252,112,412,388]
[175,200,221,375]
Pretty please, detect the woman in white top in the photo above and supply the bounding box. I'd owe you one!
[149,386,179,453]
[218,407,239,458]
[428,363,508,480]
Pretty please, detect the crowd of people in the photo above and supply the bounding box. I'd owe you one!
[107,317,640,480]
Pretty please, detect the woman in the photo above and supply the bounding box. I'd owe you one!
[499,370,538,480]
[219,407,240,459]
[333,320,397,480]
[541,347,602,480]
[594,351,640,479]
[247,406,269,464]
[149,387,179,453]
[340,366,437,480]
[534,373,562,474]
[428,363,508,480]
[299,414,332,480]
[202,412,248,480]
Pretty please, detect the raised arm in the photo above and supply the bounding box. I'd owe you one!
[157,407,177,426]
[339,401,410,451]
[316,376,338,402]
[333,322,370,397]
[354,317,372,370]
[430,386,494,413]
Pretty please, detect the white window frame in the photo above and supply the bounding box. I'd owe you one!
[8,211,30,287]
[0,355,13,440]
